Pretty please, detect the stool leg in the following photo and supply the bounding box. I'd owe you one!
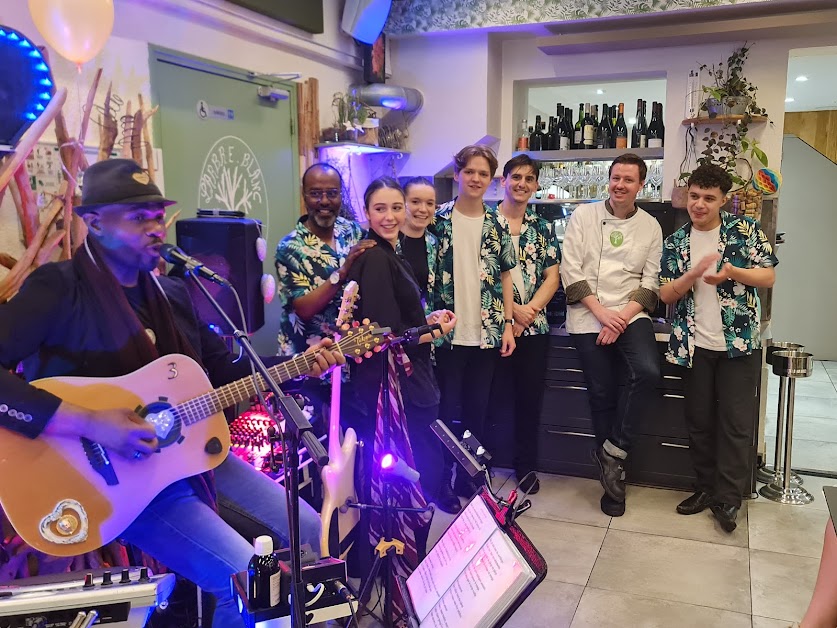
[759,377,813,505]
[758,375,803,485]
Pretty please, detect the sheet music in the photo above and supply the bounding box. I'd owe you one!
[406,495,498,620]
[421,530,534,628]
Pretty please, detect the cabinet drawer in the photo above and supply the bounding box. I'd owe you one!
[544,356,585,383]
[536,425,597,478]
[659,361,686,391]
[549,334,575,350]
[540,382,592,428]
[638,391,690,439]
[627,434,695,483]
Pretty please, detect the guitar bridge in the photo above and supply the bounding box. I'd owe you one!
[81,438,119,486]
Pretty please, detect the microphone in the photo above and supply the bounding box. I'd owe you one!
[401,322,442,344]
[159,244,230,286]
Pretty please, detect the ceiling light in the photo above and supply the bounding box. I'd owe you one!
[785,97,795,103]
[596,89,604,95]
[795,75,809,82]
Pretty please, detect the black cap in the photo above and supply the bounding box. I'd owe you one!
[74,159,175,215]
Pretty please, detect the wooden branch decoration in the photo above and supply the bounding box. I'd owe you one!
[98,82,118,161]
[165,209,181,230]
[120,100,133,159]
[138,93,158,182]
[0,87,67,194]
[12,166,39,248]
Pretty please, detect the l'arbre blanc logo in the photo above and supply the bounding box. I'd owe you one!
[610,231,624,247]
[198,136,268,221]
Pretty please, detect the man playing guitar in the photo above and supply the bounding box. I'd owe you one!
[0,159,344,627]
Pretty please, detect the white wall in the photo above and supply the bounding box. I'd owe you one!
[771,136,837,360]
[0,0,362,268]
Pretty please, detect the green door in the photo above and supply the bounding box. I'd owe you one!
[149,46,300,355]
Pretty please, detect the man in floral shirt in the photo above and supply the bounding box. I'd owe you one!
[275,163,371,357]
[495,155,560,495]
[660,164,777,533]
[432,145,517,497]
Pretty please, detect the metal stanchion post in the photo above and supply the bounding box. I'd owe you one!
[757,342,804,486]
[759,350,814,505]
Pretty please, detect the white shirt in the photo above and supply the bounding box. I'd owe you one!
[451,208,484,346]
[690,225,726,351]
[560,200,663,334]
[509,234,526,302]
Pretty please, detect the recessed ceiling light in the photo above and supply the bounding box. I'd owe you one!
[785,97,795,103]
[596,89,604,95]
[795,75,809,82]
[628,118,637,125]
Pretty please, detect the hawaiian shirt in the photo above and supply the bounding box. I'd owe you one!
[275,215,363,355]
[396,230,437,317]
[431,200,517,349]
[497,206,561,336]
[660,211,778,367]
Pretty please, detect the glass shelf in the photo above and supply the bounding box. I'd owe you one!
[513,147,664,161]
[315,142,409,156]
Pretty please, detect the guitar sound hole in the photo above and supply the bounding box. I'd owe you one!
[139,401,182,448]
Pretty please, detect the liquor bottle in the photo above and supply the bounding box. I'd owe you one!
[248,536,281,609]
[529,115,542,151]
[582,103,595,149]
[648,102,663,148]
[558,107,571,150]
[614,103,628,149]
[574,103,584,149]
[597,102,611,149]
[517,119,529,151]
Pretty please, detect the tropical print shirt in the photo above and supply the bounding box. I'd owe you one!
[396,230,437,317]
[431,200,517,349]
[275,216,363,355]
[497,206,561,336]
[660,211,778,367]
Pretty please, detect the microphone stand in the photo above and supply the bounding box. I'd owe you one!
[185,272,328,628]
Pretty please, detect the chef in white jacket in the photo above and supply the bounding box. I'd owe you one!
[560,154,662,517]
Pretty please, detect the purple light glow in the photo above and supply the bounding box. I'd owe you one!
[381,453,394,469]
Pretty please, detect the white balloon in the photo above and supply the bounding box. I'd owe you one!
[28,0,114,66]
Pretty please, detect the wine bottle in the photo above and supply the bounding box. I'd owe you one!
[640,100,648,148]
[614,103,628,149]
[648,102,663,148]
[517,119,529,151]
[548,116,558,150]
[530,115,542,151]
[562,107,573,151]
[582,103,595,149]
[610,105,617,126]
[597,102,611,149]
[631,99,647,148]
[658,102,665,145]
[574,103,584,149]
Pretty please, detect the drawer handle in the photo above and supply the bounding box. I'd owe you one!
[663,393,685,399]
[660,442,689,449]
[547,430,595,438]
[548,368,584,374]
[546,385,588,391]
[663,375,682,380]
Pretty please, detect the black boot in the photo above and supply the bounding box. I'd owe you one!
[592,446,626,502]
[434,465,462,514]
[710,503,739,533]
[600,493,625,517]
[676,491,713,515]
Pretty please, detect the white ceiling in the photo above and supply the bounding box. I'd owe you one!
[527,78,667,127]
[786,47,837,112]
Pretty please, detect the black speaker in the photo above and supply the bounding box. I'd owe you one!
[174,217,265,335]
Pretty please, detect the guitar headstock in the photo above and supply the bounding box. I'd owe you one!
[335,281,360,330]
[335,321,392,363]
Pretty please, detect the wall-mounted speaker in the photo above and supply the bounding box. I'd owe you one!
[341,0,392,45]
[174,217,265,335]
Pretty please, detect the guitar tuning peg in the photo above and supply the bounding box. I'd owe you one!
[352,321,360,328]
[354,357,362,364]
[362,318,370,325]
[364,351,373,359]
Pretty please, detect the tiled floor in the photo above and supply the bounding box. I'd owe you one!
[765,359,837,474]
[356,469,832,627]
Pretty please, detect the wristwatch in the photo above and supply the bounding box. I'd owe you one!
[329,271,341,286]
[505,318,514,326]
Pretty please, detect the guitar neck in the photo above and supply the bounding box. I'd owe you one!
[174,352,321,426]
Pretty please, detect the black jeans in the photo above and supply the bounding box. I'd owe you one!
[492,334,549,476]
[571,318,660,456]
[683,347,760,507]
[435,344,501,439]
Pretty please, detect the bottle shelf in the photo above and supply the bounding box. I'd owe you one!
[513,147,664,161]
[315,142,409,156]
[681,115,768,126]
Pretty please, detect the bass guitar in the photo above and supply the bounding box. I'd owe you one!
[0,324,386,557]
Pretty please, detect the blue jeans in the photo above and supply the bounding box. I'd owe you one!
[122,454,321,627]
[571,318,660,456]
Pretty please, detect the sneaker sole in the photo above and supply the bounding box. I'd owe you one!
[591,449,625,502]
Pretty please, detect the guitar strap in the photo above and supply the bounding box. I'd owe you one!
[73,238,217,510]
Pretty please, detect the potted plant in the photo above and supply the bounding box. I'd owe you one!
[699,43,767,118]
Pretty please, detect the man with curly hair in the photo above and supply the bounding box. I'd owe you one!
[660,163,777,533]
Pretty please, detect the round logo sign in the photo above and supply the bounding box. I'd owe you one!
[610,231,624,247]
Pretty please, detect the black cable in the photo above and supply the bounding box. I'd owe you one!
[344,596,360,628]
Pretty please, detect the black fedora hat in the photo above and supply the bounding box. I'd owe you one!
[74,159,175,215]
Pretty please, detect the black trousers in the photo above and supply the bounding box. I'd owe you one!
[571,318,660,455]
[435,344,501,439]
[683,347,760,507]
[492,333,549,475]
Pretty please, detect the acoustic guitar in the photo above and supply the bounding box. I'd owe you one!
[320,282,361,559]
[0,324,386,557]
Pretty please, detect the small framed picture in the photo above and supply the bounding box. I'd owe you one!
[363,33,386,84]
